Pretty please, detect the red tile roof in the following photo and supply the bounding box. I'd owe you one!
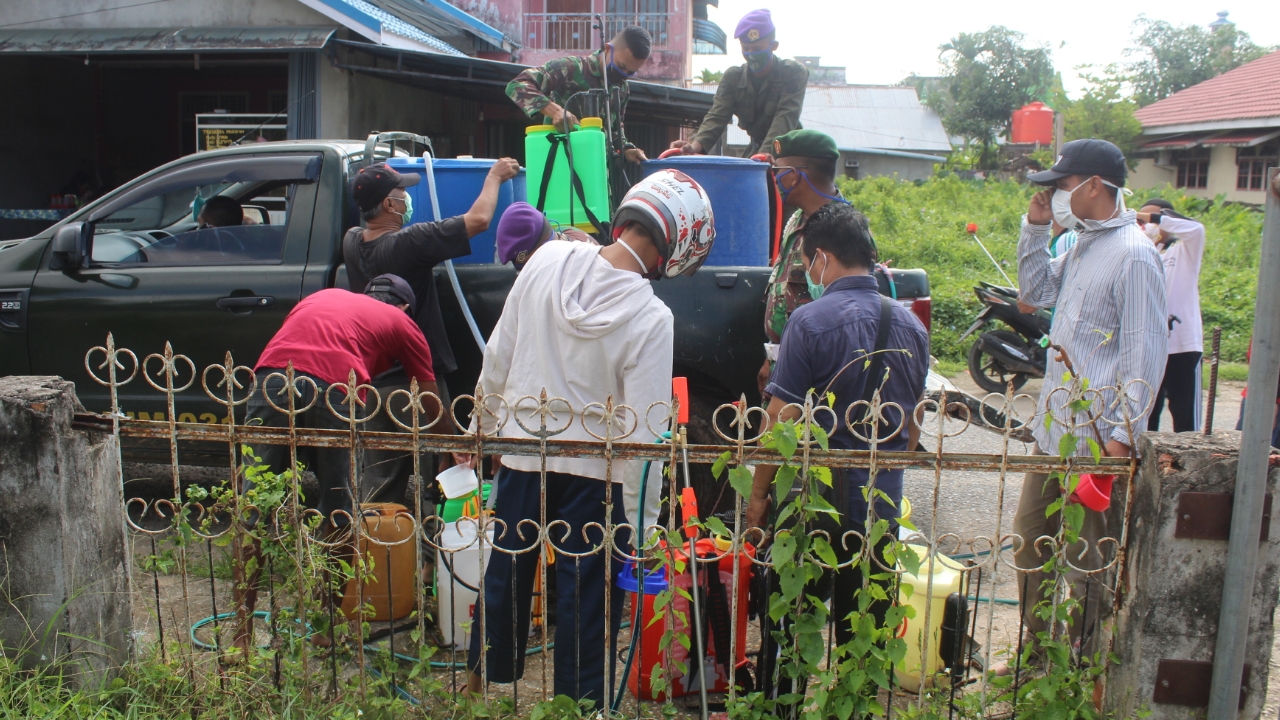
[1135,49,1280,128]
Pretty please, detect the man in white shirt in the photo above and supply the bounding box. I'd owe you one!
[464,170,716,706]
[1139,198,1207,432]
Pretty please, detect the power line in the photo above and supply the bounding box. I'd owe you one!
[0,0,173,29]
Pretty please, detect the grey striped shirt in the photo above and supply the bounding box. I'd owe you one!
[1017,210,1167,453]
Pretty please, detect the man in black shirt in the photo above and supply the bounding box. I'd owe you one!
[344,159,518,500]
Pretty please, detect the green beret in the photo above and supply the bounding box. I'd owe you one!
[772,129,839,160]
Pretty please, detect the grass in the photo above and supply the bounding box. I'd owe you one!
[1208,361,1249,383]
[839,174,1266,365]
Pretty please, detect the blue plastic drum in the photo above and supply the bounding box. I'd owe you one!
[386,157,524,264]
[639,155,771,267]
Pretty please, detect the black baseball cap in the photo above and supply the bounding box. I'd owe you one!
[364,274,417,309]
[352,163,419,212]
[1027,139,1128,187]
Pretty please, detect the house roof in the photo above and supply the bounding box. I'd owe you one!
[1135,50,1280,131]
[706,84,952,153]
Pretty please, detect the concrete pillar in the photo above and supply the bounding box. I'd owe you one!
[1105,432,1280,719]
[0,377,129,682]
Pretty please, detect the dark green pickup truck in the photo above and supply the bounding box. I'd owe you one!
[0,138,931,460]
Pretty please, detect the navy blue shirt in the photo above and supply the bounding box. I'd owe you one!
[765,274,930,525]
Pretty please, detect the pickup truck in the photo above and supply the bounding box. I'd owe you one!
[0,137,931,468]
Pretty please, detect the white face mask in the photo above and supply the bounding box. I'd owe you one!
[1052,176,1129,229]
[1142,222,1163,242]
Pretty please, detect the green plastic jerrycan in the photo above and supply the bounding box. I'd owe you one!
[524,118,609,233]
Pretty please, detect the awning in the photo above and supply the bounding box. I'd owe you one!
[0,27,336,54]
[847,147,946,163]
[693,18,726,54]
[371,0,512,51]
[1140,133,1207,151]
[1201,130,1280,147]
[327,39,713,127]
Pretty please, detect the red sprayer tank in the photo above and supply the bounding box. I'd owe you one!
[1011,102,1054,145]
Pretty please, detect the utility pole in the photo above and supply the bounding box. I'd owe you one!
[1207,167,1280,718]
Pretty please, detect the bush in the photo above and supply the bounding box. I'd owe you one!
[837,175,1265,364]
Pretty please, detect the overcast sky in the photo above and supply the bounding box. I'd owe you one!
[692,1,1280,97]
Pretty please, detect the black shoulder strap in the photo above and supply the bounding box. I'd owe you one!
[534,133,611,238]
[852,295,896,428]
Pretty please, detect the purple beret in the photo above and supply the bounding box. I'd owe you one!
[734,9,774,41]
[496,202,550,266]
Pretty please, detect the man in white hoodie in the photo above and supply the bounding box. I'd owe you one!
[465,170,716,706]
[1009,138,1166,664]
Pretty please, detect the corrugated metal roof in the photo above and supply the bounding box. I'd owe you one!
[706,84,952,153]
[0,26,337,53]
[342,0,464,55]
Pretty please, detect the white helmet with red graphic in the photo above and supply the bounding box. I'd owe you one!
[612,169,716,279]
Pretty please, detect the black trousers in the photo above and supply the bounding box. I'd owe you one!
[1149,351,1202,433]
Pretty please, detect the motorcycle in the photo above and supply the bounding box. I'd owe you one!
[958,282,1052,394]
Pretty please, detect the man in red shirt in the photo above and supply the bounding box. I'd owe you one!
[232,274,438,654]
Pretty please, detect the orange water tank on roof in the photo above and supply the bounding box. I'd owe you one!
[1011,102,1054,145]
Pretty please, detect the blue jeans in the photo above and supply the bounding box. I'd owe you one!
[467,469,631,706]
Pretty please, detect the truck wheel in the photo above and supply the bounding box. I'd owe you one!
[967,331,1028,395]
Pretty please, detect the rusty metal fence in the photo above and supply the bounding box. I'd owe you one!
[84,334,1143,717]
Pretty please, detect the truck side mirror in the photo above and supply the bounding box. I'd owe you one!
[50,222,86,271]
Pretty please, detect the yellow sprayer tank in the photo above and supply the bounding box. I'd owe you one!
[895,544,967,692]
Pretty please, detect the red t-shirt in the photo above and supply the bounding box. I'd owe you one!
[256,289,435,388]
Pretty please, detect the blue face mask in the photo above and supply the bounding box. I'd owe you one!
[775,168,849,207]
[743,49,773,72]
[607,44,637,80]
[805,250,828,301]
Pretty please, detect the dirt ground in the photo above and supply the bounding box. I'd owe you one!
[125,372,1278,716]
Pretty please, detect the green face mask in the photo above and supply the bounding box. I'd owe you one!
[805,251,827,301]
[399,193,414,225]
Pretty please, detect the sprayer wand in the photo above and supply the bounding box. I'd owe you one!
[965,223,1014,286]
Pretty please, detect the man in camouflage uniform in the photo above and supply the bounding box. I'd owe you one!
[507,25,652,170]
[669,9,807,159]
[760,129,852,395]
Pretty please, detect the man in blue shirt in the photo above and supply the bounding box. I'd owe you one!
[746,202,929,648]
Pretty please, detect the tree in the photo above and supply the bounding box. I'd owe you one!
[933,26,1055,169]
[1127,16,1270,106]
[1059,65,1143,164]
[696,68,724,85]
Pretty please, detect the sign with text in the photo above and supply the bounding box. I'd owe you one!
[195,113,287,152]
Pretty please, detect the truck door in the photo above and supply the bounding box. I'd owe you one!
[27,153,321,426]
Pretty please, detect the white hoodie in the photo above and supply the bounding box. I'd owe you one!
[476,240,671,533]
[1155,215,1207,355]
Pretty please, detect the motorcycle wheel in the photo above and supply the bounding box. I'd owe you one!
[967,330,1029,395]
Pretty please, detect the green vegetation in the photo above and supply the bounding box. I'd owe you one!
[839,174,1265,365]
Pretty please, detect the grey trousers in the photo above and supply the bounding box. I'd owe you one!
[1011,447,1111,656]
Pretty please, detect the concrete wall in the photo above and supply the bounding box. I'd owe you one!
[0,0,332,28]
[1105,431,1280,719]
[0,377,129,682]
[1131,146,1271,205]
[844,152,939,183]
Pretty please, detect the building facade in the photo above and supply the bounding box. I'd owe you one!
[1131,49,1280,205]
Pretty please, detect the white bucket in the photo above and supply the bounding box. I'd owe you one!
[436,463,480,500]
[437,521,495,649]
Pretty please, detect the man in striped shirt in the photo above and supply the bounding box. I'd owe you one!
[1009,139,1167,662]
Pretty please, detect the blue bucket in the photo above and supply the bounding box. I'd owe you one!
[639,155,771,267]
[386,157,524,265]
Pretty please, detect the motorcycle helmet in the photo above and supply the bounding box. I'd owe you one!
[611,169,716,279]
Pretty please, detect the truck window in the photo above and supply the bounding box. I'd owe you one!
[90,181,301,266]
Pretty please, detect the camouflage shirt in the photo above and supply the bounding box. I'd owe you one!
[506,50,634,151]
[765,209,812,344]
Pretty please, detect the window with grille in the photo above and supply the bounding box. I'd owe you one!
[1237,145,1277,191]
[1176,159,1209,189]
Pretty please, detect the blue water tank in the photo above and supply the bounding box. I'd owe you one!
[640,155,770,267]
[386,157,524,264]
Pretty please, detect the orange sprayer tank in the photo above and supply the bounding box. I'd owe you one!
[1011,102,1054,145]
[340,503,417,622]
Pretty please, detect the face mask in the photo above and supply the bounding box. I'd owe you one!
[1051,185,1081,230]
[743,49,773,72]
[398,193,413,225]
[1142,222,1163,242]
[776,168,850,207]
[607,45,636,82]
[805,250,828,301]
